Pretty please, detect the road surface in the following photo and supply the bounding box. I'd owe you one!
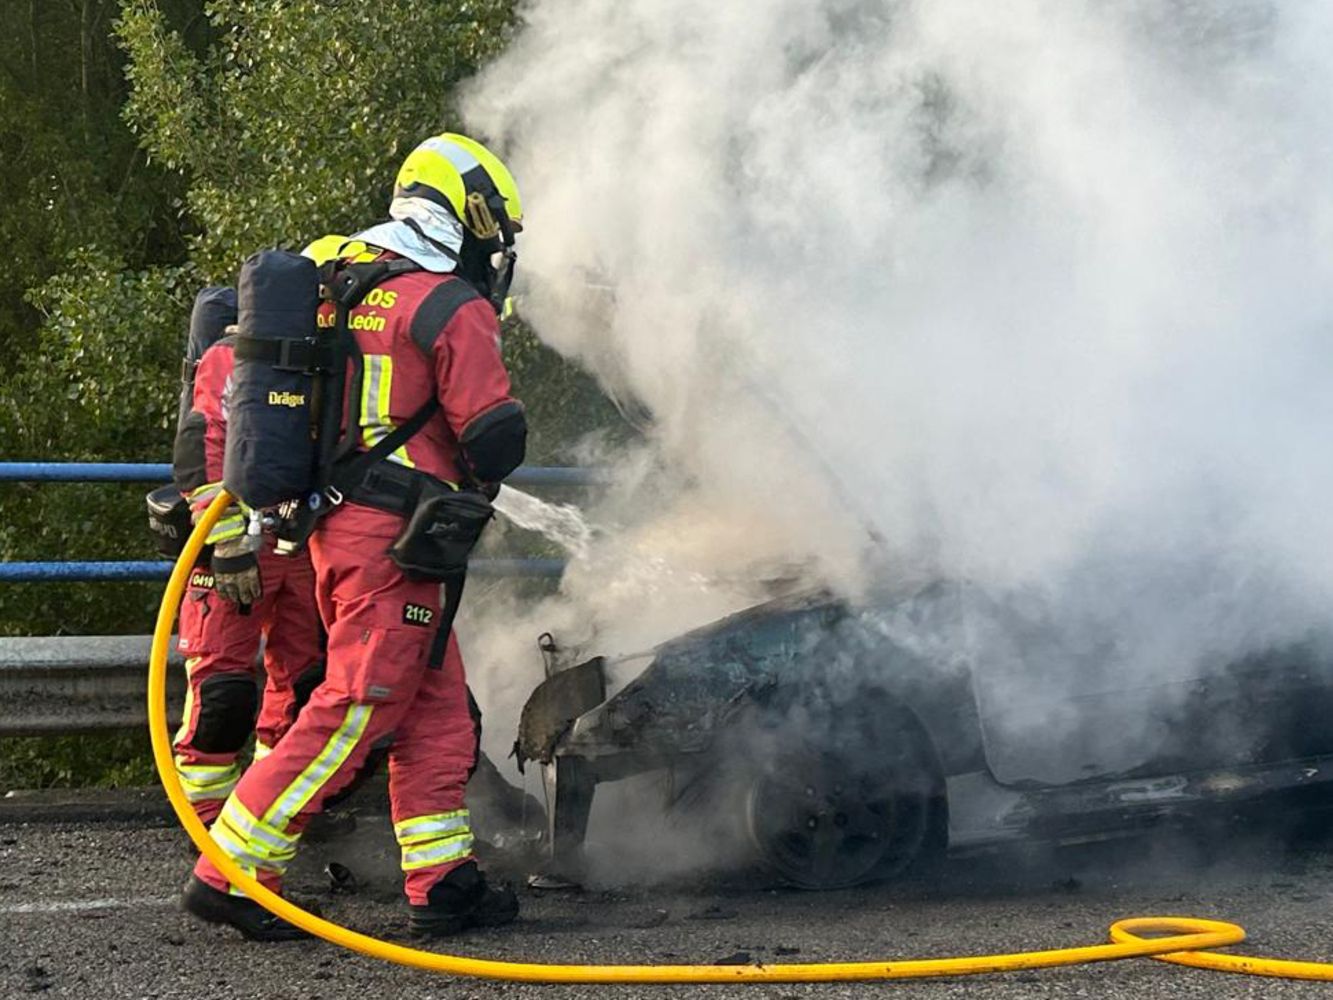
[3,801,1332,998]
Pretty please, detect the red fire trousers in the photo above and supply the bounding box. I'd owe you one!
[193,505,479,904]
[173,540,323,825]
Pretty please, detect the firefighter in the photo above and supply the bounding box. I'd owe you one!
[170,251,336,829]
[183,133,528,941]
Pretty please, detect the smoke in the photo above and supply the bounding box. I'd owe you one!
[454,0,1333,872]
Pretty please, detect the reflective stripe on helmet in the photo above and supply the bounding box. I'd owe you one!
[393,133,523,236]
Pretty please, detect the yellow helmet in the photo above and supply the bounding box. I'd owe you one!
[301,234,378,265]
[393,133,523,244]
[300,234,350,265]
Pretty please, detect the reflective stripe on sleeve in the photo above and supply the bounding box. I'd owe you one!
[188,481,224,507]
[359,354,414,468]
[205,512,246,545]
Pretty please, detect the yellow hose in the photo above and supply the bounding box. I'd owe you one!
[149,490,1329,983]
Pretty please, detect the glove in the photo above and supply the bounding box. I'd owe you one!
[212,537,262,606]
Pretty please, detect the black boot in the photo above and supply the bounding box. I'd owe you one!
[408,860,519,938]
[180,875,315,943]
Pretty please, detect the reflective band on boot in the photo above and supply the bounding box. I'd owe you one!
[395,810,474,872]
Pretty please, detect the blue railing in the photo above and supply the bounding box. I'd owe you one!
[0,462,600,488]
[0,462,591,582]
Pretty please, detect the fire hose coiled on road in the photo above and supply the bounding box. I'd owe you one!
[147,491,1333,983]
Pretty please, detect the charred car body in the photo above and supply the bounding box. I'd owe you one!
[517,581,1333,889]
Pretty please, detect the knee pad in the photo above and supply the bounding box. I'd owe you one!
[193,673,259,753]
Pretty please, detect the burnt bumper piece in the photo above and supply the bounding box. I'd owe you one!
[515,657,607,877]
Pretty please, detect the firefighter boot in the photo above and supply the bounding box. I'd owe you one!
[408,860,519,938]
[181,875,315,942]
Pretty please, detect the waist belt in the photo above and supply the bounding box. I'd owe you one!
[340,458,455,516]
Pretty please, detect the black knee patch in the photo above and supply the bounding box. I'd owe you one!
[194,674,259,753]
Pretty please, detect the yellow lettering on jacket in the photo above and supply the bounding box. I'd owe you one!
[350,312,387,333]
[268,391,306,407]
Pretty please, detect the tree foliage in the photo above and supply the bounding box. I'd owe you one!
[0,0,623,642]
[117,0,519,277]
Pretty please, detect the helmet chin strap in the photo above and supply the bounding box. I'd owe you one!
[486,194,519,317]
[489,248,517,317]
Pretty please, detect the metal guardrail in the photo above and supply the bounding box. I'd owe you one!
[0,461,602,487]
[0,462,591,733]
[0,557,567,583]
[0,635,186,735]
[0,461,588,581]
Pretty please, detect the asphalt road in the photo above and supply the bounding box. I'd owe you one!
[3,808,1333,999]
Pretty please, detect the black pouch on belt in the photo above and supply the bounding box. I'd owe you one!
[145,484,192,559]
[386,489,495,581]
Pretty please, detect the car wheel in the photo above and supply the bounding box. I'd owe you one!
[740,691,944,890]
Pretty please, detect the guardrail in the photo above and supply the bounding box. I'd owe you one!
[0,462,602,487]
[0,635,186,735]
[0,461,588,582]
[1,462,590,734]
[0,557,567,583]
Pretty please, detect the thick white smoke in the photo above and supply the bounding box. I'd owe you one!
[458,1,1333,784]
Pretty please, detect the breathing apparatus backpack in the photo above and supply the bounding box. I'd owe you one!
[222,248,496,643]
[147,286,239,559]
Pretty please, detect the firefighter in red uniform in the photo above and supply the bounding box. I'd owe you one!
[171,271,329,827]
[183,133,528,940]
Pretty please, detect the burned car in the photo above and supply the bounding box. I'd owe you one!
[517,581,1333,889]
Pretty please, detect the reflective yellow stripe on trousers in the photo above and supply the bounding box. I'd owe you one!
[395,810,474,871]
[175,758,241,803]
[261,704,374,831]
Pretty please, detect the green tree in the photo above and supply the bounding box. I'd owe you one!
[0,0,194,371]
[116,0,519,278]
[0,0,622,642]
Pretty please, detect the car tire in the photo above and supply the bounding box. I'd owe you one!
[734,687,945,890]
